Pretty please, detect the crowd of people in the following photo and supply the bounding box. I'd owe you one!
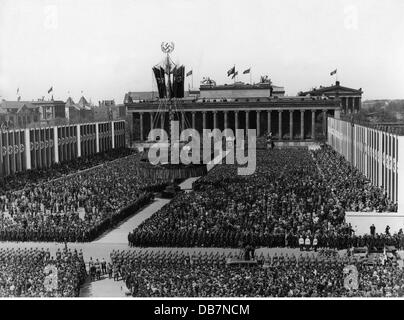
[0,147,135,194]
[111,249,404,297]
[129,146,397,248]
[0,247,86,297]
[0,152,170,242]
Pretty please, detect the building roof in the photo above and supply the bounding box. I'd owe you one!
[200,81,272,90]
[66,97,75,107]
[124,91,159,103]
[299,81,363,96]
[0,101,39,112]
[78,96,90,107]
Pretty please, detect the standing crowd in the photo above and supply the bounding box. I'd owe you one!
[111,249,404,297]
[0,150,170,242]
[129,146,396,248]
[0,247,86,297]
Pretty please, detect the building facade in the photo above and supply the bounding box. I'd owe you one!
[299,81,363,114]
[65,97,94,123]
[0,99,67,129]
[127,97,341,142]
[199,82,285,100]
[0,120,126,177]
[0,101,41,128]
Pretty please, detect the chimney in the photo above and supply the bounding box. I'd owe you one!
[336,81,340,86]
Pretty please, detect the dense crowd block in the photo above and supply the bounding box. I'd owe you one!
[129,147,397,248]
[0,147,135,193]
[0,150,171,242]
[0,248,86,297]
[111,249,404,297]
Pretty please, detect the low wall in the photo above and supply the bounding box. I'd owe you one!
[345,211,404,236]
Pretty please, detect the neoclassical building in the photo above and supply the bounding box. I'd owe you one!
[299,81,363,114]
[125,81,342,143]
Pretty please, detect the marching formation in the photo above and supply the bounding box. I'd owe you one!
[111,249,404,297]
[0,247,86,297]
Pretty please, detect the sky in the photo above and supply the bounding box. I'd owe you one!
[0,0,403,103]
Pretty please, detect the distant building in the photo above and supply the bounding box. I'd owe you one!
[0,98,66,128]
[299,81,363,114]
[33,99,66,121]
[0,100,40,128]
[124,91,159,104]
[99,100,116,108]
[65,97,93,123]
[92,103,126,121]
[199,81,285,101]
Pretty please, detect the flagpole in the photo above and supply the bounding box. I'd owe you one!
[250,68,252,85]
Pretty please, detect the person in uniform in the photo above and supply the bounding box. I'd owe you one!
[305,236,311,251]
[370,224,376,237]
[313,236,318,252]
[299,235,304,251]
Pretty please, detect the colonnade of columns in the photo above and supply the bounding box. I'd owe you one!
[134,109,331,141]
[341,96,361,114]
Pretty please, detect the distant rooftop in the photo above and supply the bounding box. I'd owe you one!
[300,81,363,96]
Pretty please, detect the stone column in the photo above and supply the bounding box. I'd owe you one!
[300,110,305,140]
[349,97,353,113]
[235,111,239,131]
[289,110,293,140]
[160,113,165,130]
[202,111,206,129]
[224,111,228,129]
[311,110,315,140]
[192,112,196,129]
[181,112,185,130]
[213,111,217,129]
[139,112,144,141]
[245,111,249,136]
[267,111,271,134]
[150,112,154,130]
[322,110,327,137]
[256,111,260,137]
[278,110,282,139]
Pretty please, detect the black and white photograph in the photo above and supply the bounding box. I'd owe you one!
[0,0,404,307]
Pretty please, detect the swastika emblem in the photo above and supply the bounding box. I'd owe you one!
[161,41,174,54]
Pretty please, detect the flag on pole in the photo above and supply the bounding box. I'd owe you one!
[243,68,251,74]
[330,69,337,76]
[186,70,193,77]
[48,86,53,94]
[231,71,238,79]
[227,66,235,77]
